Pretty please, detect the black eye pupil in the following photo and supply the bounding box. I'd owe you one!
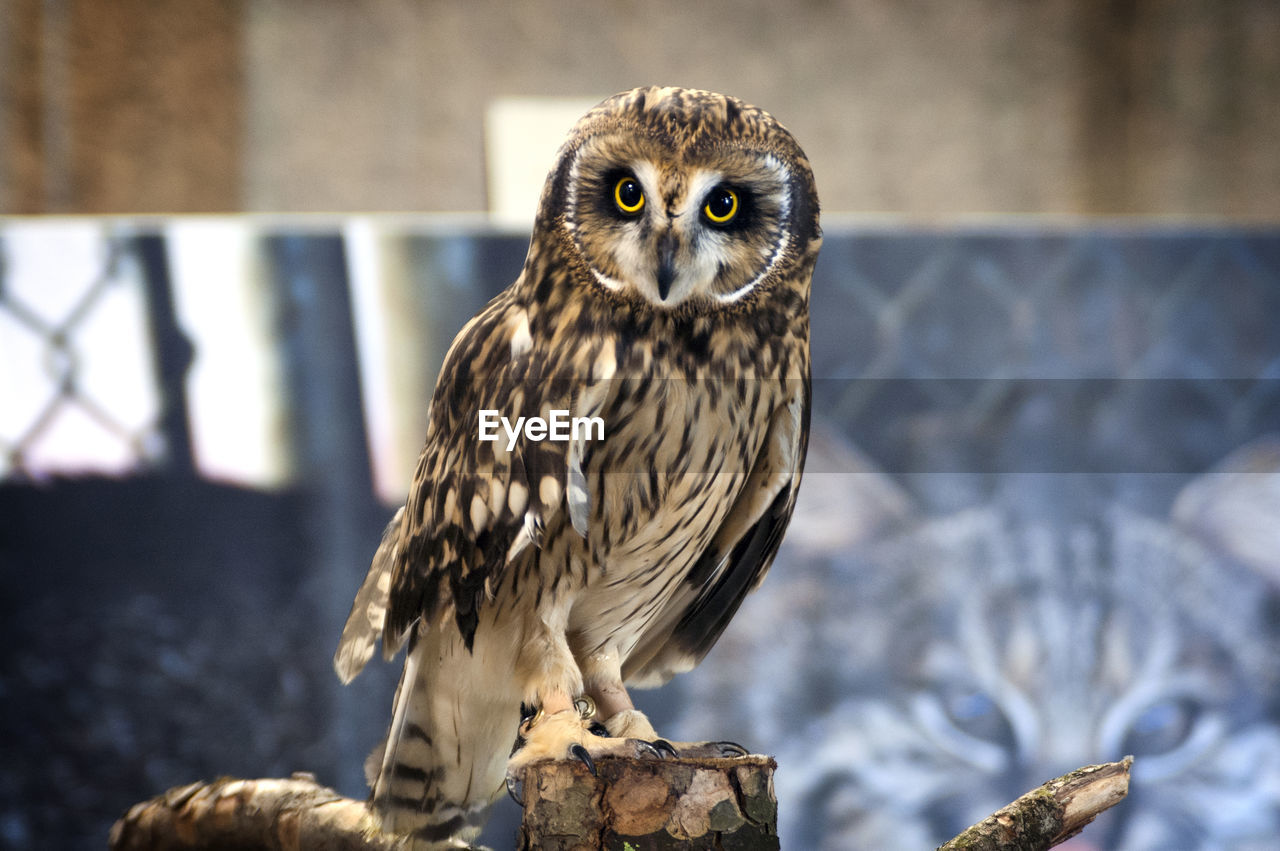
[618,180,641,207]
[709,189,734,218]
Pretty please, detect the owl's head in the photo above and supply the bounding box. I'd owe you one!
[536,86,821,313]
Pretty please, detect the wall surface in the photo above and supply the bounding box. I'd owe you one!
[2,0,1277,217]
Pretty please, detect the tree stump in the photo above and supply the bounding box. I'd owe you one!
[517,755,779,850]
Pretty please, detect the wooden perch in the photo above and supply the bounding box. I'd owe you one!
[517,754,779,850]
[110,757,1132,850]
[108,773,392,851]
[937,756,1133,851]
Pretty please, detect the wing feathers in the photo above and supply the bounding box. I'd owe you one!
[372,291,579,652]
[334,506,405,682]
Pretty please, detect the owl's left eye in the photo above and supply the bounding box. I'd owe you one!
[613,177,645,215]
[703,186,739,225]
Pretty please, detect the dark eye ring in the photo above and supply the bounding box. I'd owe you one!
[613,177,645,215]
[703,186,739,225]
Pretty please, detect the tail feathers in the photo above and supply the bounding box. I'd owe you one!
[334,507,405,684]
[369,631,520,846]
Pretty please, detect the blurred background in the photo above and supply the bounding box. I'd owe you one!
[2,0,1278,217]
[2,1,1279,849]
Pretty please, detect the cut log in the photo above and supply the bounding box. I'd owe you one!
[517,755,779,850]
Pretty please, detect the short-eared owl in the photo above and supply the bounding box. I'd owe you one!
[334,86,821,846]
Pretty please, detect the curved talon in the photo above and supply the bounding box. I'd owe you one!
[652,739,678,759]
[518,707,544,736]
[633,739,665,760]
[506,774,524,807]
[716,740,749,757]
[587,720,611,737]
[570,743,597,776]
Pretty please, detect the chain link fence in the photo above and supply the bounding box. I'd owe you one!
[0,225,193,481]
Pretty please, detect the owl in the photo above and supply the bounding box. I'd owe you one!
[333,86,821,847]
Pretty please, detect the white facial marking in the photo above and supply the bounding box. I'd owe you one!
[714,154,791,304]
[595,160,662,298]
[658,168,730,305]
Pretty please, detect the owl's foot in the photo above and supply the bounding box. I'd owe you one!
[505,704,671,804]
[600,707,748,759]
[660,739,750,758]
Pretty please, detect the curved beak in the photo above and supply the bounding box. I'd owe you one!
[655,231,678,301]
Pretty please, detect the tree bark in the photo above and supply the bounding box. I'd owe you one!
[516,755,779,850]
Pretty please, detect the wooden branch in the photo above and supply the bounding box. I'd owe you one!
[937,757,1133,851]
[517,755,779,850]
[108,773,391,851]
[109,757,1132,850]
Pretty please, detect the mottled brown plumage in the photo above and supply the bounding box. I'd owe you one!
[334,86,821,847]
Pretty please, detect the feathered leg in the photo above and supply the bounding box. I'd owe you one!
[581,650,748,760]
[506,616,671,783]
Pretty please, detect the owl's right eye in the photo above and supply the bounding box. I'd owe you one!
[613,177,645,215]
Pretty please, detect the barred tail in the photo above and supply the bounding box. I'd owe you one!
[368,630,521,846]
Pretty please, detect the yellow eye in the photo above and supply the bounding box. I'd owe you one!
[703,186,739,224]
[613,177,645,215]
